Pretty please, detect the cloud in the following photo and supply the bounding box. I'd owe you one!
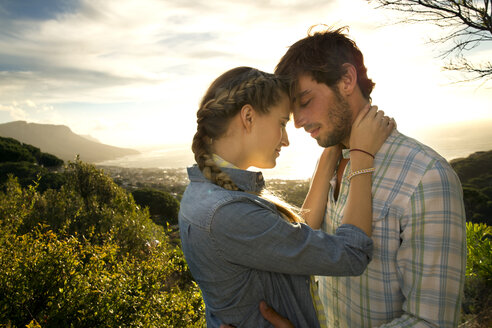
[0,103,28,121]
[0,0,342,107]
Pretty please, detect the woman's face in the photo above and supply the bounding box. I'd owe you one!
[249,94,291,169]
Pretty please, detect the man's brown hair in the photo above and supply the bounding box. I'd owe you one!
[275,26,375,100]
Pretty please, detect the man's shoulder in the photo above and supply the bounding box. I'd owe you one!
[378,130,450,170]
[372,130,461,210]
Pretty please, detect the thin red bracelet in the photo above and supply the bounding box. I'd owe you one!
[349,148,375,159]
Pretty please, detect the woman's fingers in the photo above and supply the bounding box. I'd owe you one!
[353,104,371,127]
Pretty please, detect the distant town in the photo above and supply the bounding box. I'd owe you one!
[98,165,189,199]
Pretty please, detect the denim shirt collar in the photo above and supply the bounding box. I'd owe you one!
[187,165,265,194]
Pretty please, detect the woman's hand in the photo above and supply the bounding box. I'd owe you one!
[350,105,395,157]
[319,144,342,169]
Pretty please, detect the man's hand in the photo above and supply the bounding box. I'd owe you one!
[219,301,294,328]
[259,301,294,328]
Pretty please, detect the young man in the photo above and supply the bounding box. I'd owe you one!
[273,28,466,327]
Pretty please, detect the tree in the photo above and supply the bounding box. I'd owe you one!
[369,0,492,83]
[39,152,64,168]
[131,188,180,226]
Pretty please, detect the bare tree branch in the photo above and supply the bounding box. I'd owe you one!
[369,0,492,83]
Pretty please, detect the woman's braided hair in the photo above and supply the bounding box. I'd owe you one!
[192,67,301,223]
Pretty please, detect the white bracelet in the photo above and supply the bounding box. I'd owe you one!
[346,168,375,181]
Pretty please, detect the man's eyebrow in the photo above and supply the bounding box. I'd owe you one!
[293,89,311,103]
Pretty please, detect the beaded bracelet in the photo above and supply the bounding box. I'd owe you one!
[346,167,375,181]
[349,148,375,159]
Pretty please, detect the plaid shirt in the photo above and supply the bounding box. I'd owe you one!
[318,130,466,327]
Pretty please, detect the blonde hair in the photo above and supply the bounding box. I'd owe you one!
[192,67,302,223]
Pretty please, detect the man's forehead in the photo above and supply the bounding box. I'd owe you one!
[292,74,315,102]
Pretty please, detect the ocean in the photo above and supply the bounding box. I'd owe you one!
[97,121,492,180]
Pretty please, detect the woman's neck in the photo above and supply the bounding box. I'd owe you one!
[212,138,249,170]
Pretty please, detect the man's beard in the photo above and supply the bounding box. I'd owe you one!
[317,89,352,148]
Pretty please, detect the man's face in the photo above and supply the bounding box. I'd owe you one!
[292,74,352,148]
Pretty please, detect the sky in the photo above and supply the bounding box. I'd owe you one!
[0,0,490,160]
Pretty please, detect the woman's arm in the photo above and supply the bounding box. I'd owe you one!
[301,145,340,229]
[340,151,374,236]
[340,106,395,237]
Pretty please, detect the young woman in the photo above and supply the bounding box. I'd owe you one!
[179,67,394,327]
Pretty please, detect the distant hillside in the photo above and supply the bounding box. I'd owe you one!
[0,136,63,167]
[451,150,492,183]
[0,121,139,163]
[451,150,492,226]
[0,136,65,191]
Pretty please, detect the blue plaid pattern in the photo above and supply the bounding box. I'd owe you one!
[318,131,466,327]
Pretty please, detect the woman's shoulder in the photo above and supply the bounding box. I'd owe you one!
[181,179,270,222]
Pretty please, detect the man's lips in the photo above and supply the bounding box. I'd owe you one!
[307,127,320,138]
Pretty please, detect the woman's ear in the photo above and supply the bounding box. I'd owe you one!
[240,104,256,132]
[338,63,357,96]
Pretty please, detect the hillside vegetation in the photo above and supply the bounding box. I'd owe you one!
[0,137,203,326]
[0,161,204,327]
[451,150,492,226]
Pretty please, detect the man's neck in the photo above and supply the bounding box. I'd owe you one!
[345,98,371,149]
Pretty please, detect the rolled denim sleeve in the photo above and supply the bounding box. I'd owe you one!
[210,197,373,276]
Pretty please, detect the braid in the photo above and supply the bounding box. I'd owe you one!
[191,126,239,191]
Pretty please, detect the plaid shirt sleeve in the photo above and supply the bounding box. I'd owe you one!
[381,160,467,327]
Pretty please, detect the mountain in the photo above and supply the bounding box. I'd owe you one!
[0,121,139,163]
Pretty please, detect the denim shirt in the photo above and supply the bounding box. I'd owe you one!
[179,165,374,327]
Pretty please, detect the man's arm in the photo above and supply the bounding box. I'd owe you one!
[220,301,294,328]
[381,161,466,327]
[258,301,294,328]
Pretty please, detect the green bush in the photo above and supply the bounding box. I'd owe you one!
[0,229,205,327]
[0,162,65,193]
[0,161,205,327]
[466,222,492,284]
[462,222,492,323]
[17,160,165,256]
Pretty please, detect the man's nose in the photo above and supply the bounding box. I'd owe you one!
[293,114,304,129]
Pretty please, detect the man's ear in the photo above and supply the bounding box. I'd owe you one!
[338,63,357,96]
[240,104,256,132]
